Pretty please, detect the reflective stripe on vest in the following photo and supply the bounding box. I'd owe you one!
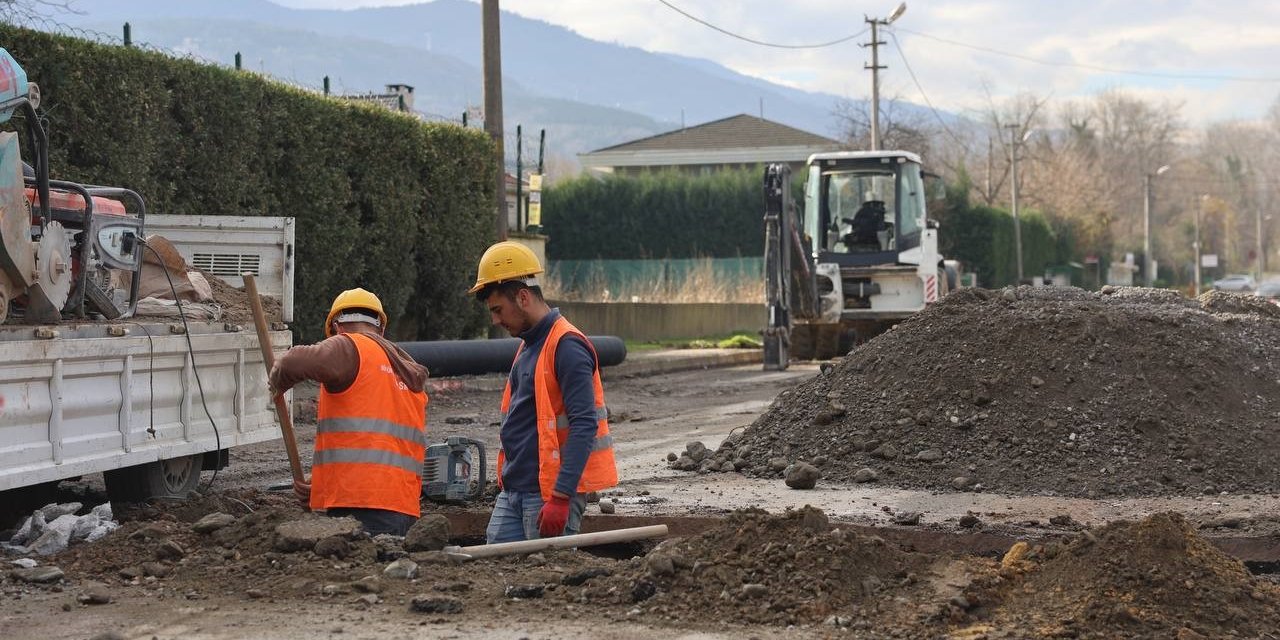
[318,416,428,448]
[312,332,428,517]
[314,447,424,476]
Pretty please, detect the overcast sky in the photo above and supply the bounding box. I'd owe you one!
[273,0,1280,124]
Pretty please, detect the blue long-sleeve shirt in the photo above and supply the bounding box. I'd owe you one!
[500,309,599,496]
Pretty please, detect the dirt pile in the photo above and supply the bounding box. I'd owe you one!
[199,269,283,325]
[21,490,614,613]
[723,286,1280,497]
[959,512,1280,639]
[578,507,934,628]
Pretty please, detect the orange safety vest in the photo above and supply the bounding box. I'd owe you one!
[498,316,618,501]
[312,332,429,517]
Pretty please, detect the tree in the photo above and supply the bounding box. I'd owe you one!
[834,96,937,159]
[0,1,77,22]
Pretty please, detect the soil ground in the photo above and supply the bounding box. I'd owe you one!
[6,360,1280,639]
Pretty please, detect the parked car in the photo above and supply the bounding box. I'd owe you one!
[1212,274,1257,292]
[1257,280,1280,306]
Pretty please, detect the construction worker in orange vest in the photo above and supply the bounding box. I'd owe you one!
[269,288,429,536]
[469,241,618,543]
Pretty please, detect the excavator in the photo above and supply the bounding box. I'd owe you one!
[0,48,146,323]
[763,151,957,367]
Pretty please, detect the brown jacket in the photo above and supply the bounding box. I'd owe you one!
[269,326,428,395]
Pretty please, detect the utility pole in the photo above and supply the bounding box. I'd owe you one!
[1256,206,1264,282]
[537,128,546,175]
[515,124,523,232]
[863,18,885,151]
[862,3,906,152]
[1194,195,1205,297]
[1006,123,1024,283]
[482,0,507,240]
[1143,165,1170,288]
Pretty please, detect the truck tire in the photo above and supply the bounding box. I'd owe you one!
[104,454,203,502]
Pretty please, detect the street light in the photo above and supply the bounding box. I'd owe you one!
[1006,124,1033,283]
[886,2,908,23]
[865,3,906,151]
[1143,164,1170,287]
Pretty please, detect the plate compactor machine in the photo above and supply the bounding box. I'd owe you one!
[0,47,147,324]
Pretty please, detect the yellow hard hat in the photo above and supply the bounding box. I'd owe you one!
[324,288,387,337]
[468,241,543,294]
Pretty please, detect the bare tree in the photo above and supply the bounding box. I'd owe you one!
[0,0,78,22]
[833,96,937,159]
[972,90,1050,207]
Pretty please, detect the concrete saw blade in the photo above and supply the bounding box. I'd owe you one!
[27,221,73,322]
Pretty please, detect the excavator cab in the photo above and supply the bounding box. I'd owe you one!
[804,151,927,268]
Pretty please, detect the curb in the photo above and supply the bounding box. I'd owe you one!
[603,349,762,380]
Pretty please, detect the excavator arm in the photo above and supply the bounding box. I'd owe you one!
[763,164,817,370]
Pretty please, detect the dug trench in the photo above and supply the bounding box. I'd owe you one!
[7,489,1280,639]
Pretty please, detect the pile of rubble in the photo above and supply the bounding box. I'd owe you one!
[960,512,1280,638]
[3,502,118,556]
[715,286,1280,497]
[575,507,933,628]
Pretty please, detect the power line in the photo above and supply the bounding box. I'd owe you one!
[887,31,971,153]
[896,27,1280,84]
[655,0,866,49]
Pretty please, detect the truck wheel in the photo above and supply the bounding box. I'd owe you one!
[104,455,204,502]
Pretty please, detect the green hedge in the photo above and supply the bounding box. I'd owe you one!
[937,185,1062,287]
[543,168,777,259]
[0,25,495,342]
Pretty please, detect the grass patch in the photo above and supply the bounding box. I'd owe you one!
[625,333,762,352]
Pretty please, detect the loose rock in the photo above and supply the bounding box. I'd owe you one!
[10,566,64,583]
[313,536,351,559]
[892,511,922,526]
[409,595,464,614]
[192,512,236,534]
[562,568,612,586]
[504,584,545,599]
[383,558,419,580]
[404,515,450,552]
[274,516,362,552]
[784,463,821,490]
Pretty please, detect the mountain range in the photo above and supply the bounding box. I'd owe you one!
[41,0,896,170]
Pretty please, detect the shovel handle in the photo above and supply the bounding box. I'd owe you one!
[243,274,305,484]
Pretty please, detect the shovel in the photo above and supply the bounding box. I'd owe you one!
[243,273,305,484]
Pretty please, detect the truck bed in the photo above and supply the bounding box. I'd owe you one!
[0,321,290,491]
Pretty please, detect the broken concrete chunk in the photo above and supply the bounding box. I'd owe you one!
[10,566,64,583]
[273,516,362,552]
[383,558,419,580]
[404,515,450,552]
[192,512,237,534]
[40,502,82,520]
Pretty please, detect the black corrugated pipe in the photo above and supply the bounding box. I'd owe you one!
[398,336,627,378]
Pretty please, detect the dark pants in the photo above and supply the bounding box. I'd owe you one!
[326,507,415,536]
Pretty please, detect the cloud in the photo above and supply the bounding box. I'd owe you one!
[276,0,1280,123]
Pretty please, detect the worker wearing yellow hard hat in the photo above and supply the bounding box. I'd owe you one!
[269,288,430,536]
[469,241,618,543]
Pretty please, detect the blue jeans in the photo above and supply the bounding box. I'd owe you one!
[485,490,587,543]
